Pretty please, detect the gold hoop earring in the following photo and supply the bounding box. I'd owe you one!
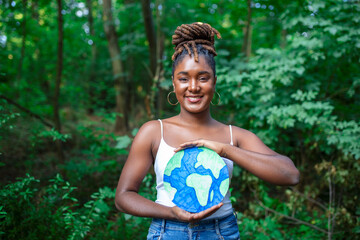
[211,91,221,105]
[167,91,178,105]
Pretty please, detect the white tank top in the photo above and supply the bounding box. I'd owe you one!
[154,119,234,220]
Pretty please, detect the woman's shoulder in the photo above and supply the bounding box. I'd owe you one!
[132,120,162,144]
[230,125,255,136]
[137,120,161,135]
[135,118,177,138]
[213,120,249,133]
[139,117,176,128]
[230,125,264,148]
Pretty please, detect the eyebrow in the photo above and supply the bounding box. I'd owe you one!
[198,71,211,75]
[176,70,211,75]
[176,71,188,75]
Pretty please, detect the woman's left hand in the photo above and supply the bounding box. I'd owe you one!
[171,202,223,223]
[174,139,227,157]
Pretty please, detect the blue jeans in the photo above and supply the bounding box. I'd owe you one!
[147,213,240,240]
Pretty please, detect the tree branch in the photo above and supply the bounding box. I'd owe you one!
[292,188,327,211]
[0,94,53,128]
[256,199,328,234]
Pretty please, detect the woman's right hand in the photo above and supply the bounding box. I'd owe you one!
[170,202,223,223]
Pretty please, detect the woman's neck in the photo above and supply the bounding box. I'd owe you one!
[178,108,213,126]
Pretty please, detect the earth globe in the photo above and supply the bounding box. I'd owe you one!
[163,146,229,213]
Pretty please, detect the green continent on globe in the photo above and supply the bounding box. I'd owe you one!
[195,147,225,179]
[219,178,229,197]
[186,173,212,207]
[163,182,177,201]
[164,150,184,176]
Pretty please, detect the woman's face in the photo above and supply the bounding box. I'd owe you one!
[172,55,217,114]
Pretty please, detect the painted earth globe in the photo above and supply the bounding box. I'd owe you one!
[163,146,229,213]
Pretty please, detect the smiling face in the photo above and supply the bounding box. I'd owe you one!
[172,55,217,114]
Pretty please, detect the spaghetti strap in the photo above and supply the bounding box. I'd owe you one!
[229,125,233,145]
[158,119,163,139]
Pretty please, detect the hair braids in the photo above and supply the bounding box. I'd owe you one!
[171,22,221,62]
[191,41,198,61]
[183,44,191,57]
[192,24,207,36]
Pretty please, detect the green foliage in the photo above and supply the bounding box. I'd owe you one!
[76,124,128,157]
[238,213,286,240]
[38,128,72,142]
[216,0,360,238]
[0,100,20,160]
[1,0,360,239]
[0,173,154,240]
[218,1,360,159]
[63,186,115,240]
[0,101,20,129]
[0,174,71,239]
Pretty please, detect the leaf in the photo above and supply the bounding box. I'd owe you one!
[115,135,132,149]
[131,128,139,137]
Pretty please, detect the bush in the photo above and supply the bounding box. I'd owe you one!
[0,173,156,240]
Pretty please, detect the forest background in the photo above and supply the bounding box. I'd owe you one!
[0,0,359,239]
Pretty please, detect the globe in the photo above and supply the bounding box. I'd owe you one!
[163,146,229,213]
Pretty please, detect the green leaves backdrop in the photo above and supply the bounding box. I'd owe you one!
[1,0,359,239]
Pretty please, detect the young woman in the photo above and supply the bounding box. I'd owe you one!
[115,22,300,239]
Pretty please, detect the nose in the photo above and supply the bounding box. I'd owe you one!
[188,79,199,92]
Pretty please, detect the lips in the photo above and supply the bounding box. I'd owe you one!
[186,96,202,103]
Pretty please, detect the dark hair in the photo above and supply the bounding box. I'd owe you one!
[172,45,216,77]
[171,22,221,77]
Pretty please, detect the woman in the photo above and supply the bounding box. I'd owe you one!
[115,22,299,239]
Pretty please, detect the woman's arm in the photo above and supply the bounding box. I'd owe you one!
[175,126,299,186]
[115,121,222,222]
[115,121,167,217]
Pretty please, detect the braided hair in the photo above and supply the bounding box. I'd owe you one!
[171,22,221,77]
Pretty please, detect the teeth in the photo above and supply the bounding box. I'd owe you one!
[188,97,200,101]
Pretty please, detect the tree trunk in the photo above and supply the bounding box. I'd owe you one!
[54,0,65,162]
[16,0,27,94]
[102,0,128,132]
[141,0,165,118]
[141,0,157,118]
[126,53,134,123]
[141,0,157,76]
[154,0,165,118]
[86,0,97,115]
[124,0,135,123]
[242,0,252,58]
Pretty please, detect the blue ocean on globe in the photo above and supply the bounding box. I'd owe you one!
[163,146,229,213]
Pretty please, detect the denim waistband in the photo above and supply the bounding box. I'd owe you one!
[150,212,236,231]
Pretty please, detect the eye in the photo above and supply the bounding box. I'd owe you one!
[179,78,188,82]
[199,76,209,82]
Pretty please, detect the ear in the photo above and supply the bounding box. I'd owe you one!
[214,75,217,86]
[172,76,175,90]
